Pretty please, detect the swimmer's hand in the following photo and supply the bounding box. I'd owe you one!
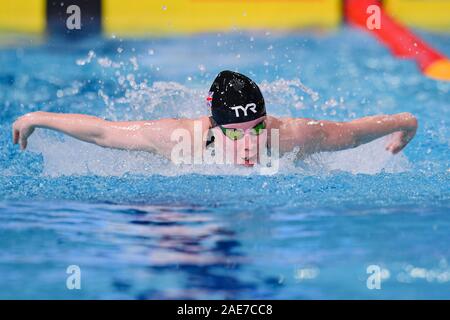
[12,112,37,150]
[385,129,416,154]
[385,114,418,154]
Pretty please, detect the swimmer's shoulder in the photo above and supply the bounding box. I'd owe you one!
[144,116,211,132]
[267,116,317,134]
[268,116,323,155]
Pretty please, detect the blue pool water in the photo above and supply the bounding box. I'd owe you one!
[0,28,449,299]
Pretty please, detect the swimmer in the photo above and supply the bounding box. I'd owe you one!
[12,70,418,166]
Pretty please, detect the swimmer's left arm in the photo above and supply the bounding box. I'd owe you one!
[300,112,418,154]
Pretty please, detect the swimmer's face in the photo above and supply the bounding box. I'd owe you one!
[212,116,268,166]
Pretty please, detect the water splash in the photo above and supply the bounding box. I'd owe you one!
[27,128,409,177]
[75,50,96,66]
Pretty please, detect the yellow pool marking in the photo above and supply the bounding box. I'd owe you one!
[0,0,46,34]
[102,0,341,36]
[385,0,450,32]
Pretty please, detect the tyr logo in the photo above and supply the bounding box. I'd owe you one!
[230,103,257,117]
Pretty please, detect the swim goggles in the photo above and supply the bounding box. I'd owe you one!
[219,121,266,141]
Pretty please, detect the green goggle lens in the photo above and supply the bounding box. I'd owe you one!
[220,122,266,140]
[250,122,266,135]
[221,128,244,140]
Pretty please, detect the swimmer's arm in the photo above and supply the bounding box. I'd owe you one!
[13,111,114,150]
[11,111,164,152]
[13,111,201,158]
[301,112,418,154]
[85,116,202,159]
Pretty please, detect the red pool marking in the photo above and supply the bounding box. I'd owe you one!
[345,0,450,81]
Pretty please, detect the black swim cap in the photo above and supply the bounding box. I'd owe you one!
[207,70,266,125]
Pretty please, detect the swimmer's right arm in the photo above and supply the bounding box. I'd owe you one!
[13,111,109,150]
[12,111,199,158]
